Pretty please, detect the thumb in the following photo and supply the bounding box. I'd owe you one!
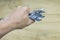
[27,19,35,25]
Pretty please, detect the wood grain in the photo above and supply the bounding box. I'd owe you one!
[0,0,60,40]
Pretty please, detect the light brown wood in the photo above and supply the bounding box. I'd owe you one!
[0,0,60,40]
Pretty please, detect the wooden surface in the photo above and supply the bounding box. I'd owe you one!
[0,0,60,40]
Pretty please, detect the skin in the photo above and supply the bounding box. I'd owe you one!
[0,6,34,38]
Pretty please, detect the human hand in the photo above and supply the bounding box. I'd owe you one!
[3,6,34,29]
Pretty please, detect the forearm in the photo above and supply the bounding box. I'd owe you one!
[0,20,15,38]
[0,6,34,39]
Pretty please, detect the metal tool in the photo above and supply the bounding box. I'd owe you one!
[29,8,45,21]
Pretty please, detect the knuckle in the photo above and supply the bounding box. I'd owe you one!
[23,6,29,10]
[17,6,22,8]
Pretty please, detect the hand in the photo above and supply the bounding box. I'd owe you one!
[3,6,34,29]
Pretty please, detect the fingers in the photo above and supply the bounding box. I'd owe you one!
[17,6,22,9]
[17,6,22,10]
[15,6,34,25]
[16,6,30,14]
[27,19,35,25]
[22,7,30,13]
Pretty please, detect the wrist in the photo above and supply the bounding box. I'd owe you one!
[0,19,16,31]
[0,19,16,38]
